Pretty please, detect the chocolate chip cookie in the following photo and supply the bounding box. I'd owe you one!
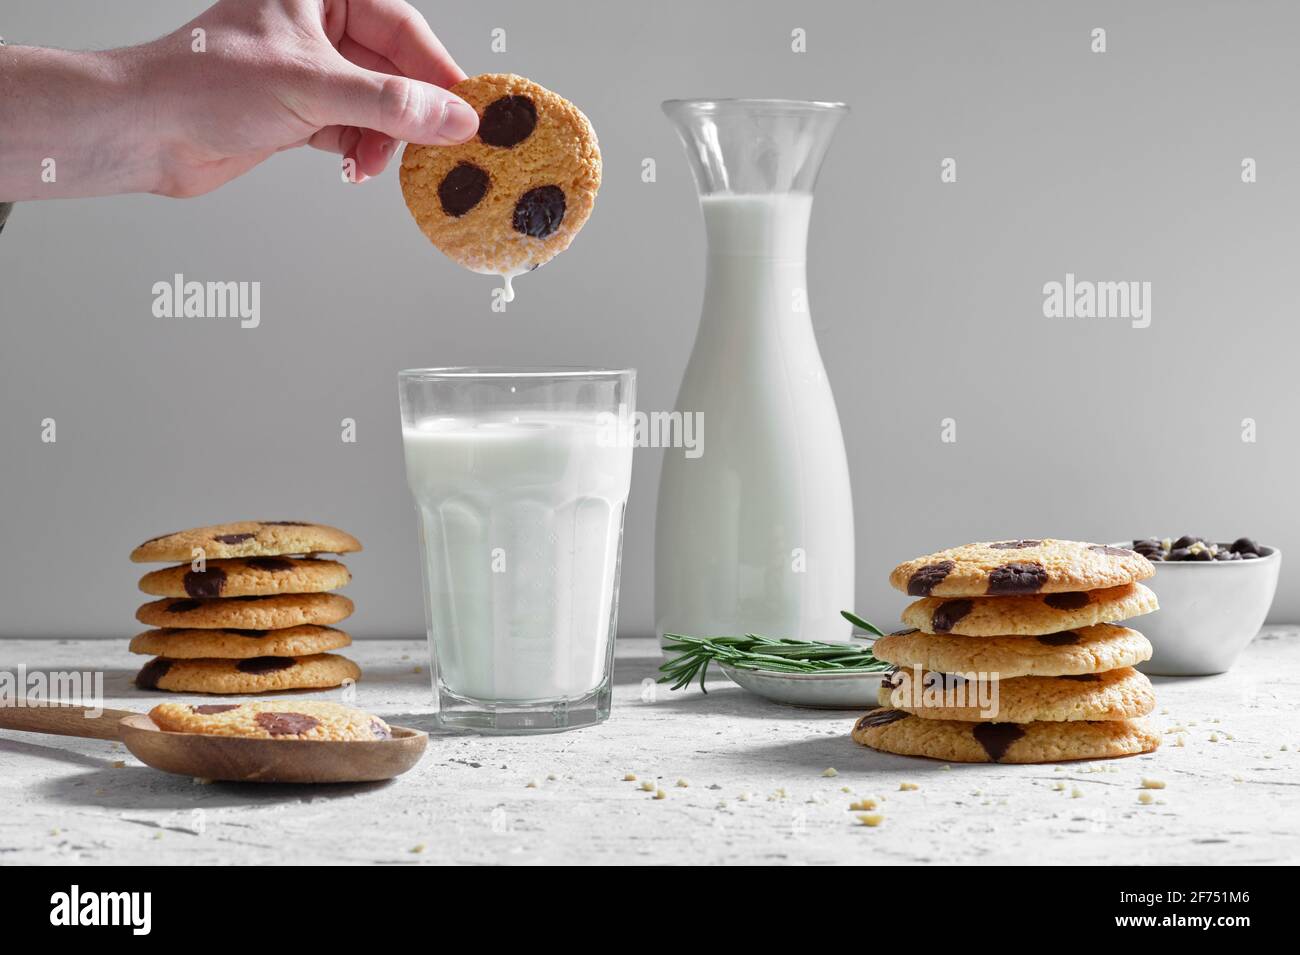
[878,665,1155,722]
[400,73,601,291]
[135,593,354,630]
[148,699,390,740]
[137,557,351,598]
[134,653,361,694]
[131,522,361,563]
[889,539,1154,598]
[901,582,1157,636]
[872,623,1152,678]
[129,625,351,660]
[851,709,1160,763]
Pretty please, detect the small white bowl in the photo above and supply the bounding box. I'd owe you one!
[717,664,891,709]
[1119,543,1282,676]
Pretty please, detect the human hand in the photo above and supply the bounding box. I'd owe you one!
[145,0,477,196]
[0,0,477,201]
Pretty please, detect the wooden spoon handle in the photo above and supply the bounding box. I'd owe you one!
[0,703,137,741]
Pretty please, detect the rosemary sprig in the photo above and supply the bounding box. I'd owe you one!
[658,610,889,692]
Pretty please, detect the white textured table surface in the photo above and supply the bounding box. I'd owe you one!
[2,630,1298,865]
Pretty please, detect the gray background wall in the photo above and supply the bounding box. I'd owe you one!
[2,0,1297,638]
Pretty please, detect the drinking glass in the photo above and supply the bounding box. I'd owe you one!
[399,367,635,733]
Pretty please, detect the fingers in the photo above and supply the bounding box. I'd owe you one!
[343,0,467,88]
[337,34,399,77]
[314,65,477,146]
[307,125,397,181]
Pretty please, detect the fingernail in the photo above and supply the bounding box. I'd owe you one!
[439,100,479,143]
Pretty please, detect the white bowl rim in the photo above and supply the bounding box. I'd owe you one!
[717,663,891,683]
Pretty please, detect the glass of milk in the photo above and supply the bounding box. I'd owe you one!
[398,368,636,733]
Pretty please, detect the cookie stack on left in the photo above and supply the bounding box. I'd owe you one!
[129,522,363,694]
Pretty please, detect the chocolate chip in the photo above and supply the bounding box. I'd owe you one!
[438,162,489,217]
[512,185,566,238]
[192,704,239,714]
[1230,537,1260,556]
[1044,591,1089,610]
[987,562,1048,594]
[166,599,201,613]
[235,656,295,674]
[478,95,537,147]
[1171,536,1203,550]
[245,557,294,572]
[214,533,256,545]
[931,599,973,633]
[1090,544,1135,557]
[855,708,910,731]
[254,711,321,736]
[988,539,1042,549]
[371,720,392,740]
[907,560,954,596]
[183,567,227,598]
[135,658,173,689]
[888,627,920,636]
[972,723,1026,762]
[1037,631,1080,646]
[1058,673,1102,682]
[261,521,311,526]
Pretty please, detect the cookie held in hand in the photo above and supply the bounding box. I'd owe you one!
[400,73,601,300]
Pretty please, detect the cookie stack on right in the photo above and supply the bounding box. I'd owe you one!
[129,522,363,695]
[853,539,1161,764]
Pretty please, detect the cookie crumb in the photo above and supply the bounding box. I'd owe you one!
[1140,777,1166,790]
[525,779,539,788]
[821,767,838,777]
[899,781,919,791]
[675,778,690,788]
[849,798,878,811]
[112,760,126,769]
[410,843,426,854]
[1209,733,1220,743]
[622,772,637,781]
[1138,792,1154,805]
[653,788,667,800]
[1070,787,1083,799]
[638,780,655,792]
[1053,781,1066,791]
[857,813,884,827]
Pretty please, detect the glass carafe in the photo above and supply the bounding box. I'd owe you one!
[655,99,854,647]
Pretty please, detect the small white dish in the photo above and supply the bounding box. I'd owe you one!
[1115,541,1282,676]
[718,664,890,709]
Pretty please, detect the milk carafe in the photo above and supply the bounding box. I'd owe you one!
[655,99,854,647]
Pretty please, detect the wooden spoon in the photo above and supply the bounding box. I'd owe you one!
[0,703,428,783]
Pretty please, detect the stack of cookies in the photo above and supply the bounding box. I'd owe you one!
[129,521,363,695]
[853,539,1162,764]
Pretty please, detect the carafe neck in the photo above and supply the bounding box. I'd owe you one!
[701,193,811,262]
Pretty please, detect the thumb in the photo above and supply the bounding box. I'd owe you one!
[316,67,478,145]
